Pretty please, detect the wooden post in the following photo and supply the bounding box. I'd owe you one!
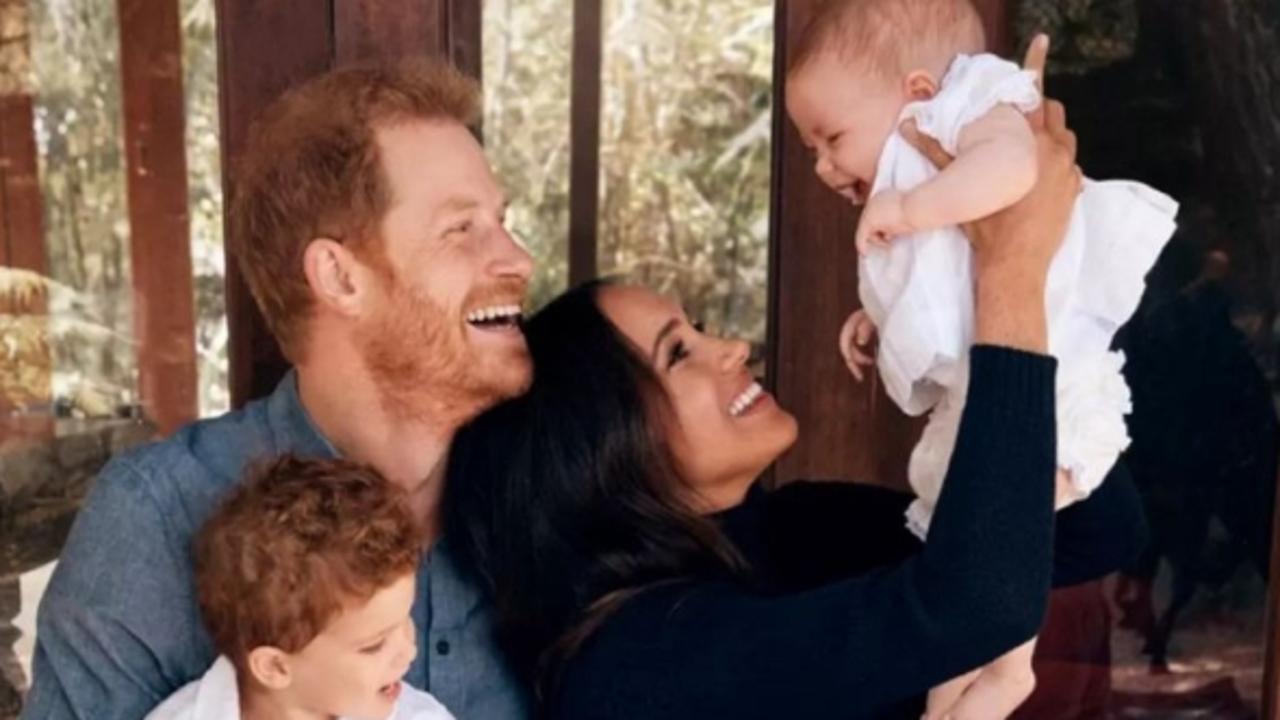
[0,0,45,274]
[567,0,602,286]
[116,0,198,433]
[215,0,482,407]
[0,0,52,442]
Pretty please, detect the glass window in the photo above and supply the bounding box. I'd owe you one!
[1012,1,1276,715]
[483,0,573,312]
[598,0,774,346]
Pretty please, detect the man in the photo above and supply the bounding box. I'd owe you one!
[22,61,533,719]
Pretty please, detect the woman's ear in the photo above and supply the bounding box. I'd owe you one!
[903,70,939,101]
[302,238,371,318]
[246,646,293,690]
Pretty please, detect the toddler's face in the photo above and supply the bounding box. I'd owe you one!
[786,51,906,205]
[285,572,420,720]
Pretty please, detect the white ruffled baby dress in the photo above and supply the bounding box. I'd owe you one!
[855,53,1178,539]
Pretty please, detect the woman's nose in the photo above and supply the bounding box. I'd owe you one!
[719,338,751,371]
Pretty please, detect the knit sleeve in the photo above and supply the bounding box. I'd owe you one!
[552,346,1058,719]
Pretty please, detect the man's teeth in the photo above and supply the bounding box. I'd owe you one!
[465,304,523,324]
[729,382,764,417]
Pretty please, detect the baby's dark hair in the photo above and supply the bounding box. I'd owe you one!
[194,455,425,668]
[790,0,986,80]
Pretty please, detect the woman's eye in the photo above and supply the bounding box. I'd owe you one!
[826,131,843,146]
[668,340,690,368]
[446,221,472,236]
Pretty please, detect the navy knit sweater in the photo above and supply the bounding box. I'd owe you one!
[551,346,1114,720]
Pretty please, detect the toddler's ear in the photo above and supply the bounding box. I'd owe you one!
[247,646,294,690]
[903,71,938,101]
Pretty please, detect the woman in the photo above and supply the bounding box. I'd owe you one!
[446,48,1143,720]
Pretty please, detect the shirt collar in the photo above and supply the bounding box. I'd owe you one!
[265,369,340,459]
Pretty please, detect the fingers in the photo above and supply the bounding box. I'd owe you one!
[1022,34,1050,129]
[838,312,876,382]
[1043,100,1077,159]
[899,119,954,169]
[1022,33,1049,91]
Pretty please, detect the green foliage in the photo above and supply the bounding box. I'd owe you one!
[485,0,774,344]
[26,0,227,417]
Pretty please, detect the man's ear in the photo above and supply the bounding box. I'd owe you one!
[246,646,293,691]
[302,238,371,318]
[903,70,939,101]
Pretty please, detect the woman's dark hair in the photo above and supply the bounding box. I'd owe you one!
[444,279,746,699]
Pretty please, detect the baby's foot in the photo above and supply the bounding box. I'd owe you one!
[944,665,1036,720]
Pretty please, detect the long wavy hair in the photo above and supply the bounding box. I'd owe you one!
[444,279,747,700]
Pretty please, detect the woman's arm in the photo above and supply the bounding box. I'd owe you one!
[554,52,1083,718]
[555,347,1057,719]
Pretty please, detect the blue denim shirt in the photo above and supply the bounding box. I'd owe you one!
[22,372,529,720]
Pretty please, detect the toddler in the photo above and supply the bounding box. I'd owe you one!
[785,1,1176,718]
[146,455,455,720]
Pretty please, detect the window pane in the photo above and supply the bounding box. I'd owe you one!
[31,0,134,419]
[182,0,228,418]
[1012,2,1277,715]
[483,0,572,312]
[598,0,774,346]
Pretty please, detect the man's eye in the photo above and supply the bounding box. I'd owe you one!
[446,221,472,236]
[360,640,386,655]
[826,131,843,145]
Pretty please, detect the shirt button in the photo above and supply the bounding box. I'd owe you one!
[436,639,451,656]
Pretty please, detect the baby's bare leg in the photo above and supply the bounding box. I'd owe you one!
[923,668,980,720]
[946,637,1038,720]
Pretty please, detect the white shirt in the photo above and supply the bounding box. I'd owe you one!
[145,656,457,720]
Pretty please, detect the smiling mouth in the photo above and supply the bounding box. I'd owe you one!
[465,304,524,331]
[729,381,765,417]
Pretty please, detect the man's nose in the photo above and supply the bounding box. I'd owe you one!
[491,225,535,281]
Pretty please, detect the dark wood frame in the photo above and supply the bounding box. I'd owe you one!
[117,0,198,434]
[567,0,602,286]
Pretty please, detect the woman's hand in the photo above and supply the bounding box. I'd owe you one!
[898,34,1081,353]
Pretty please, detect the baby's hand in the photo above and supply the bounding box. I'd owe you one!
[855,189,914,255]
[838,309,877,381]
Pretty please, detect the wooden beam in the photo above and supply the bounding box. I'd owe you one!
[116,0,198,433]
[0,95,42,272]
[333,0,445,65]
[215,0,333,407]
[971,0,1013,57]
[1264,486,1280,720]
[567,0,602,286]
[0,0,44,273]
[766,0,921,489]
[446,0,482,84]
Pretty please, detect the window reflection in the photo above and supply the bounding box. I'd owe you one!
[1014,1,1278,715]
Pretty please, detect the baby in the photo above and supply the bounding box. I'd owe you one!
[785,0,1176,719]
[146,455,454,720]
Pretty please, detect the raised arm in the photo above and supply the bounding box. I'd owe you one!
[555,40,1086,719]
